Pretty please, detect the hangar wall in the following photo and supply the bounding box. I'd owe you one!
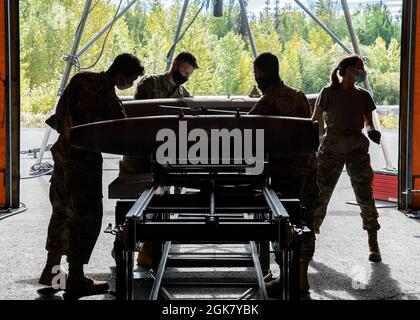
[399,0,420,210]
[411,1,420,208]
[0,0,6,208]
[0,0,19,209]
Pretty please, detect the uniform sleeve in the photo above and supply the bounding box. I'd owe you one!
[364,91,377,114]
[102,98,127,121]
[247,96,274,115]
[67,74,89,126]
[71,74,127,124]
[315,87,329,112]
[134,76,154,100]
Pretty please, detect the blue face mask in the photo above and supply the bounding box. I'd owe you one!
[355,70,367,83]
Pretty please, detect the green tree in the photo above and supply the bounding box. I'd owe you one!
[280,33,304,89]
[277,5,309,44]
[357,2,395,46]
[216,32,253,95]
[365,37,400,105]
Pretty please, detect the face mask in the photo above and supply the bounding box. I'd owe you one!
[355,70,367,83]
[256,74,281,94]
[118,82,131,90]
[173,69,188,86]
[117,75,132,90]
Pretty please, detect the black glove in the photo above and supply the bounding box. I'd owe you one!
[368,129,381,144]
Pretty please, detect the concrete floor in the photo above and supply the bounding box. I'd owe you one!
[0,128,419,300]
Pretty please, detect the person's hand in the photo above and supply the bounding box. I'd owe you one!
[368,129,381,144]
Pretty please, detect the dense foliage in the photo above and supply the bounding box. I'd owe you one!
[20,0,402,116]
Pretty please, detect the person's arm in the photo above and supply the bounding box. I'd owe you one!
[248,96,273,115]
[134,76,153,100]
[312,105,323,122]
[364,111,381,144]
[364,92,381,144]
[364,111,375,131]
[103,99,127,120]
[312,87,327,122]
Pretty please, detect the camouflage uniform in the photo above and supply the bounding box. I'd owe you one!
[313,86,380,231]
[120,73,192,175]
[249,80,318,263]
[45,71,126,264]
[134,73,191,100]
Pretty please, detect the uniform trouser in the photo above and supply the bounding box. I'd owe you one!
[313,132,380,231]
[67,157,103,265]
[270,159,318,264]
[45,151,69,256]
[45,152,103,265]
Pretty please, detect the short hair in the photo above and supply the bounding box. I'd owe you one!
[108,53,145,77]
[174,51,199,69]
[254,52,279,76]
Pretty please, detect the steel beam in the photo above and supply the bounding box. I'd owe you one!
[149,241,172,300]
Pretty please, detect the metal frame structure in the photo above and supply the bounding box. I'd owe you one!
[35,0,138,168]
[110,165,305,300]
[399,0,417,209]
[294,0,394,170]
[33,0,395,179]
[165,0,258,73]
[3,0,20,208]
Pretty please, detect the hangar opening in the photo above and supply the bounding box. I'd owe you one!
[1,0,420,302]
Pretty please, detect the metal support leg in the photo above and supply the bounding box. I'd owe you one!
[150,272,173,300]
[36,0,93,165]
[126,251,134,300]
[77,0,138,57]
[238,0,258,58]
[282,251,289,300]
[36,0,138,166]
[259,241,270,275]
[290,235,302,300]
[114,234,126,300]
[165,0,190,72]
[150,242,172,300]
[294,0,352,54]
[250,241,268,300]
[152,241,163,271]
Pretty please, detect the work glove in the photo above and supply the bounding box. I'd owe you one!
[367,129,381,145]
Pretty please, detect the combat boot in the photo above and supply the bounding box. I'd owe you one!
[39,253,67,287]
[265,277,282,299]
[368,230,382,262]
[39,265,68,287]
[137,241,153,267]
[64,277,109,299]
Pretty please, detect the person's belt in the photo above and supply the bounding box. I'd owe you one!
[326,128,362,136]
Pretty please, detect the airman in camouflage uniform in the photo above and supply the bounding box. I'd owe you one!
[312,55,382,264]
[120,51,198,176]
[248,52,319,295]
[119,52,199,267]
[39,53,144,298]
